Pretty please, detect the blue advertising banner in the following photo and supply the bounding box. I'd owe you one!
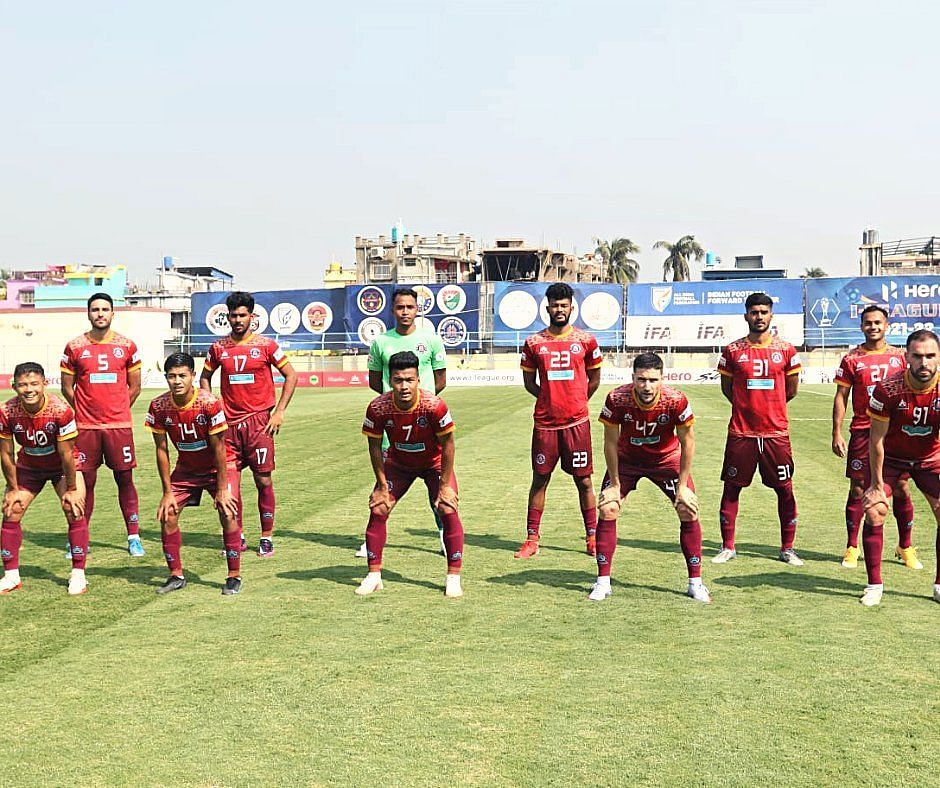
[804,275,940,346]
[625,278,805,347]
[492,282,624,347]
[344,283,481,349]
[191,289,347,351]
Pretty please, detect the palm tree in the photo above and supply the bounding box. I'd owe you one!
[653,235,705,282]
[593,237,641,283]
[802,267,827,278]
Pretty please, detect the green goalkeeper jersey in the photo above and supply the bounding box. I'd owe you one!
[367,327,447,393]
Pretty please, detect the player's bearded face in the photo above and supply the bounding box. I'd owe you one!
[862,316,886,343]
[13,373,45,408]
[87,300,113,330]
[165,367,195,400]
[391,369,419,406]
[228,307,252,336]
[745,306,772,335]
[634,370,662,403]
[907,339,939,383]
[548,299,572,327]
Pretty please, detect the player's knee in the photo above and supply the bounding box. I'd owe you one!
[849,485,864,501]
[865,500,889,523]
[530,474,551,490]
[599,501,619,520]
[437,501,457,515]
[675,503,695,521]
[253,472,272,487]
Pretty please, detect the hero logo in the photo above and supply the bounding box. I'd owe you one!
[881,281,898,302]
[536,453,547,465]
[771,351,784,364]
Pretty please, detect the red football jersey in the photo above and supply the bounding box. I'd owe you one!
[145,390,228,474]
[867,371,940,467]
[835,345,906,431]
[204,334,288,424]
[717,336,802,437]
[520,326,602,429]
[362,390,455,470]
[60,331,141,429]
[0,393,78,471]
[599,384,694,466]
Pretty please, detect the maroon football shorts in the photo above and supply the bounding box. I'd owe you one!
[15,465,66,495]
[170,467,240,508]
[76,427,137,471]
[720,434,794,488]
[845,429,870,483]
[883,457,940,501]
[227,411,276,473]
[531,421,593,477]
[602,460,694,504]
[384,461,457,504]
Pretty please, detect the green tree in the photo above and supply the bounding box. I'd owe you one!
[593,237,641,283]
[653,235,705,282]
[802,267,827,278]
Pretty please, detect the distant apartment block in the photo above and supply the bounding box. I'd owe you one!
[860,230,940,277]
[479,238,603,283]
[355,233,478,285]
[0,264,127,309]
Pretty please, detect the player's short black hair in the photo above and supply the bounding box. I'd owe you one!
[164,352,195,373]
[744,292,773,310]
[633,352,664,373]
[545,282,574,303]
[87,292,113,309]
[860,304,889,321]
[907,329,940,349]
[392,288,418,305]
[388,351,420,374]
[225,291,255,312]
[13,362,45,380]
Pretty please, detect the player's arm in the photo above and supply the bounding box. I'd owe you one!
[436,432,458,511]
[209,430,239,517]
[434,368,446,394]
[0,438,29,519]
[265,360,298,435]
[719,374,733,403]
[60,372,77,407]
[586,366,601,399]
[368,371,384,394]
[675,425,699,516]
[522,369,540,399]
[597,421,621,516]
[151,430,178,522]
[867,416,889,494]
[367,341,385,394]
[199,367,214,391]
[366,435,393,515]
[431,336,447,394]
[127,366,142,407]
[831,384,850,457]
[56,437,85,518]
[785,371,800,401]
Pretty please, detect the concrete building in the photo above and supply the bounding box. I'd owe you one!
[859,229,940,277]
[0,264,127,309]
[479,238,603,283]
[323,261,357,289]
[355,232,478,285]
[701,254,788,281]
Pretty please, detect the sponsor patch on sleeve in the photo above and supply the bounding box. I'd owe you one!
[868,396,884,412]
[363,416,374,429]
[790,353,802,368]
[59,419,77,437]
[439,410,454,429]
[678,404,693,423]
[210,409,226,427]
[600,405,613,419]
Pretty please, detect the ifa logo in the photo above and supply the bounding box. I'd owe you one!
[113,347,125,359]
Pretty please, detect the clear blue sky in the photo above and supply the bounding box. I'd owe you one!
[1,0,937,289]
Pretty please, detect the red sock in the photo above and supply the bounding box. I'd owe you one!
[440,511,464,571]
[258,483,276,535]
[365,511,388,570]
[845,495,864,548]
[581,506,597,538]
[719,483,741,550]
[893,495,914,549]
[525,508,542,541]
[223,529,242,574]
[83,467,98,524]
[68,518,90,569]
[935,527,940,585]
[595,518,617,577]
[776,482,798,550]
[162,529,183,575]
[1,521,22,571]
[114,470,140,537]
[862,522,883,584]
[680,520,703,578]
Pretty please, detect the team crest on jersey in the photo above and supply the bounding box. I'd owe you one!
[250,348,262,359]
[416,343,428,354]
[727,466,738,477]
[851,459,864,471]
[657,413,670,424]
[195,413,208,426]
[76,451,87,465]
[113,347,125,358]
[45,421,58,433]
[536,453,546,465]
[416,416,428,427]
[771,351,784,364]
[571,343,582,354]
[80,349,92,359]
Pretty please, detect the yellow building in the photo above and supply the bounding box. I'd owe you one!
[323,261,357,289]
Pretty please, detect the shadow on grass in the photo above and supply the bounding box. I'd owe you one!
[277,565,441,592]
[485,568,686,599]
[462,531,583,556]
[712,570,925,601]
[89,565,219,590]
[278,529,442,558]
[623,537,840,565]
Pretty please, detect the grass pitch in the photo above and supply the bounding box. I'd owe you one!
[1,385,938,787]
